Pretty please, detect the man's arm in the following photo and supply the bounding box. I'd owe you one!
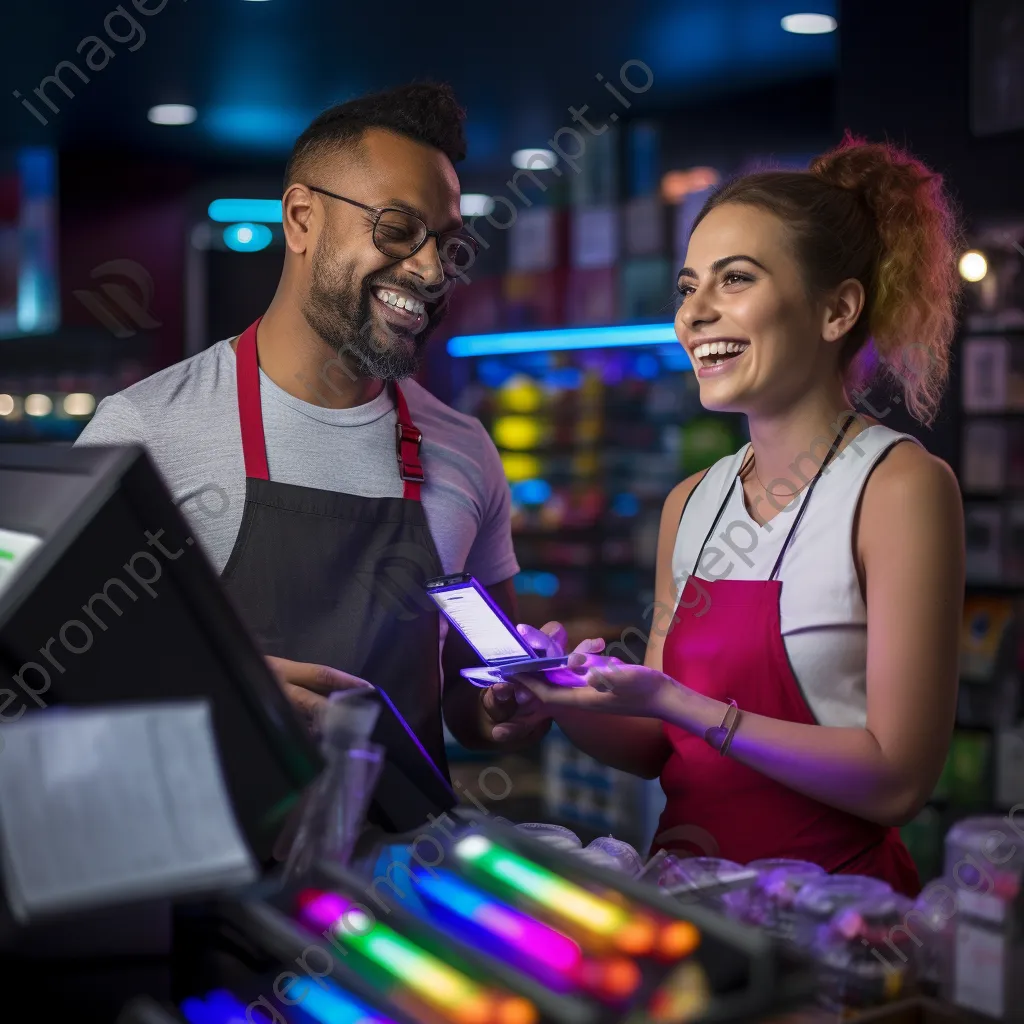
[441,577,551,751]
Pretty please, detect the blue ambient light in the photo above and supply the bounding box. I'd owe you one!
[208,199,282,223]
[223,223,273,252]
[448,324,682,357]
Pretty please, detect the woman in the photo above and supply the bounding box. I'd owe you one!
[505,133,965,897]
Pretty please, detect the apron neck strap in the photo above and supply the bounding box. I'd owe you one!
[690,412,858,581]
[393,383,424,502]
[236,318,270,481]
[234,317,425,500]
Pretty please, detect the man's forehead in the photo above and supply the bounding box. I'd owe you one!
[352,129,460,203]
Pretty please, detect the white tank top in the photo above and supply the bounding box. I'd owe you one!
[669,424,922,728]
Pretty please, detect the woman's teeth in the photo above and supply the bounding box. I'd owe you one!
[374,288,426,316]
[692,340,750,366]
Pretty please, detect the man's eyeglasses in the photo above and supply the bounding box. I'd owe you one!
[306,185,478,277]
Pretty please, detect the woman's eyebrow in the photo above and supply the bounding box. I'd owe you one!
[678,254,769,279]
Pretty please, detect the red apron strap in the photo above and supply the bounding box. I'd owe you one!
[393,383,425,502]
[235,318,270,481]
[237,321,424,498]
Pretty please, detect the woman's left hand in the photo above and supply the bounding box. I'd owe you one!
[512,654,679,719]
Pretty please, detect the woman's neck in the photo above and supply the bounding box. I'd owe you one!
[744,392,867,494]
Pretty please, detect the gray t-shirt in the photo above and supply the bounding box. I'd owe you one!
[74,338,519,591]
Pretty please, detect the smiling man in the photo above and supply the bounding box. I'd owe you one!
[75,83,542,832]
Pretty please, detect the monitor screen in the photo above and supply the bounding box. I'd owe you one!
[0,443,322,862]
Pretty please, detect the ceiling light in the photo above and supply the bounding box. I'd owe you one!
[959,251,988,282]
[781,13,838,34]
[148,104,197,126]
[512,149,557,171]
[0,395,14,416]
[461,194,496,217]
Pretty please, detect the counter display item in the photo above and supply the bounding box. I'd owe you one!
[790,875,894,951]
[941,816,1024,1020]
[655,856,758,915]
[813,893,918,1013]
[216,813,819,1024]
[735,861,827,943]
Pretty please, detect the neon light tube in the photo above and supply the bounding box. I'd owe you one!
[414,871,582,971]
[299,891,536,1024]
[453,836,626,933]
[207,199,282,223]
[288,977,398,1024]
[447,324,684,357]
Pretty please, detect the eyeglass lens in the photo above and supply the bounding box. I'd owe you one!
[373,210,476,273]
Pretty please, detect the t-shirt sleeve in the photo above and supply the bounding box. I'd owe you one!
[463,420,520,586]
[73,393,147,449]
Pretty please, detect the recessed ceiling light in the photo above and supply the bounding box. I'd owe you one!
[512,149,557,170]
[461,194,496,217]
[148,104,197,126]
[781,13,838,34]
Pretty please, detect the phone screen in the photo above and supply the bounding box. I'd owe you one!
[429,584,533,663]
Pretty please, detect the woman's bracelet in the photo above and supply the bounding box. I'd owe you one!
[703,699,741,755]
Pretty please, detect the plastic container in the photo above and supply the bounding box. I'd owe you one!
[741,861,827,942]
[514,822,583,852]
[791,875,893,950]
[282,692,384,881]
[658,857,758,914]
[814,893,918,1012]
[582,836,645,876]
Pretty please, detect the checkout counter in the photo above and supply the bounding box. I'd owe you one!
[1,449,1021,1023]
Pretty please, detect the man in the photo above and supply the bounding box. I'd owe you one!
[75,82,547,832]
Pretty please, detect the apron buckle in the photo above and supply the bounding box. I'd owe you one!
[396,422,425,483]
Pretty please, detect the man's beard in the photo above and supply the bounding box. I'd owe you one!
[301,235,448,382]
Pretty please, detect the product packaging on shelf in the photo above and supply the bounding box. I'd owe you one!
[940,815,1024,1020]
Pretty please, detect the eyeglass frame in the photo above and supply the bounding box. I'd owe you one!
[304,185,477,276]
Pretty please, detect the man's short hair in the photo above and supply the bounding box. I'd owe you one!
[284,81,467,190]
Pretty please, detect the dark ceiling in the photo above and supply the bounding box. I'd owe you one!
[1,0,838,176]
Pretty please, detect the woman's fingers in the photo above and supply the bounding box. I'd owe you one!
[515,622,564,658]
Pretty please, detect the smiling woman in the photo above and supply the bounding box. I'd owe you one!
[513,132,965,898]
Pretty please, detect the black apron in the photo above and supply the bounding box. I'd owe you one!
[221,317,456,834]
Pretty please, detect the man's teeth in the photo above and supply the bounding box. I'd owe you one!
[374,288,425,316]
[692,340,750,365]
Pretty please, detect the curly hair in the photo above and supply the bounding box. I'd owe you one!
[692,131,964,426]
[284,81,467,190]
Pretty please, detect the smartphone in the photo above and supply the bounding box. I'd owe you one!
[425,573,570,682]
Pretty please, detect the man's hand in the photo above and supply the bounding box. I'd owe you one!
[266,655,374,729]
[480,622,604,742]
[481,679,551,742]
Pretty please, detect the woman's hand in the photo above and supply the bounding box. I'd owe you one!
[513,655,680,720]
[484,622,603,741]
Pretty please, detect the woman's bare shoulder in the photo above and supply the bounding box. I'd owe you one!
[662,468,712,526]
[861,438,962,527]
